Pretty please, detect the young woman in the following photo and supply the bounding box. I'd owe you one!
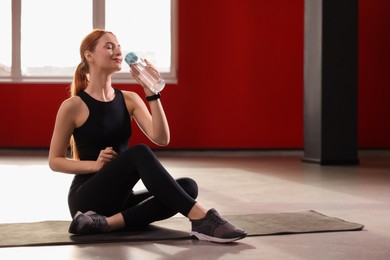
[48,29,246,243]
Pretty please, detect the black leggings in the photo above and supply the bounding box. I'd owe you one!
[68,144,198,228]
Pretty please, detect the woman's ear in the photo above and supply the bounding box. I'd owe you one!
[84,50,94,63]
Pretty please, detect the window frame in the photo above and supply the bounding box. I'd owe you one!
[1,0,177,84]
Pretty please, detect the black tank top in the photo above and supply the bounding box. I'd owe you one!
[73,88,131,161]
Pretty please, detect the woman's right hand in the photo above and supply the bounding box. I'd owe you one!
[95,147,118,171]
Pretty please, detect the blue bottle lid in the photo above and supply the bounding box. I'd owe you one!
[125,52,138,65]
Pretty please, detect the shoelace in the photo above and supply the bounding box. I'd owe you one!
[208,212,227,226]
[89,214,107,232]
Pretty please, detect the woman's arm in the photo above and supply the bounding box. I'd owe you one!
[125,59,170,146]
[123,91,170,146]
[48,97,117,174]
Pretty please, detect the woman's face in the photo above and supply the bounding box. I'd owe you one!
[87,33,123,73]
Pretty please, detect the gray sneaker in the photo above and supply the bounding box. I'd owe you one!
[190,208,247,243]
[68,211,109,235]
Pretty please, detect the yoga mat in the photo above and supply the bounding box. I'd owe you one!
[0,210,364,248]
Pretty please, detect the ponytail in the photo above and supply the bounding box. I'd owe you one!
[69,61,88,159]
[70,61,89,97]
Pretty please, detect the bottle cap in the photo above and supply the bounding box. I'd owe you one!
[125,52,138,65]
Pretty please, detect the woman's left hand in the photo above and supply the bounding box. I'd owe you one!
[143,59,160,75]
[129,59,161,96]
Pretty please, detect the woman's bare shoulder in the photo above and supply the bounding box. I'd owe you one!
[121,90,141,100]
[120,90,145,116]
[121,90,144,105]
[58,96,84,113]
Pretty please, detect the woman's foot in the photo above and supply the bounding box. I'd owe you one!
[190,208,247,243]
[69,211,109,235]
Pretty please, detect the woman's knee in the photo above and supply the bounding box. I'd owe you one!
[121,144,153,161]
[133,144,152,154]
[123,144,155,159]
[176,177,198,199]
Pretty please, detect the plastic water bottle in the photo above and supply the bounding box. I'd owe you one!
[125,52,165,94]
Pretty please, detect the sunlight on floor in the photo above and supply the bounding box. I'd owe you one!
[0,158,145,223]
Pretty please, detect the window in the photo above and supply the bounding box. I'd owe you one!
[21,0,92,79]
[0,0,177,83]
[0,0,11,77]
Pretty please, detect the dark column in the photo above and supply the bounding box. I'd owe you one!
[303,0,359,165]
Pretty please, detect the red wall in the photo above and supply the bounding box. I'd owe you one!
[0,0,389,149]
[358,0,390,148]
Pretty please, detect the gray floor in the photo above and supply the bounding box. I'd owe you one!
[0,150,389,260]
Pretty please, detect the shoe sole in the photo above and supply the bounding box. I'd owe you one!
[190,231,247,243]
